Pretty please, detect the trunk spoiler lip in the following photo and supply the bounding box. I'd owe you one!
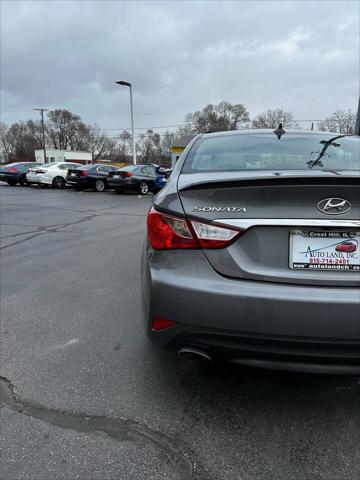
[213,218,360,230]
[177,170,360,191]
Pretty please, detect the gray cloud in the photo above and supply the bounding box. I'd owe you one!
[1,0,359,132]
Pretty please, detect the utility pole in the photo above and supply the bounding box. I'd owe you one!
[355,96,360,136]
[33,108,48,163]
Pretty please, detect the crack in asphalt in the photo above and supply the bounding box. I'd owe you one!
[0,376,210,479]
[1,204,147,250]
[0,214,100,250]
[1,204,147,248]
[1,201,150,218]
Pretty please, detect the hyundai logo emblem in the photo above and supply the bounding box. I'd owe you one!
[317,198,351,215]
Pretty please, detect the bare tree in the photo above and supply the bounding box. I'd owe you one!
[1,121,39,162]
[252,108,298,129]
[47,109,84,149]
[118,130,132,162]
[137,129,163,164]
[86,125,115,162]
[161,131,176,160]
[26,119,45,149]
[185,101,250,133]
[0,123,11,162]
[317,109,356,134]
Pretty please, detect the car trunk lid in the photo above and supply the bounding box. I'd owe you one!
[178,172,360,286]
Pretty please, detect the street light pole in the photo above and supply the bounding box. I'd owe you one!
[116,80,136,165]
[33,108,48,163]
[355,96,360,136]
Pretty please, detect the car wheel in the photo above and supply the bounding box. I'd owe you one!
[18,175,28,186]
[95,179,106,192]
[139,181,149,195]
[7,180,17,186]
[52,176,65,189]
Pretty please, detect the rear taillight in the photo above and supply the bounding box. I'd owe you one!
[123,171,134,178]
[147,208,242,250]
[79,170,89,176]
[191,220,239,248]
[7,167,18,172]
[36,169,46,174]
[147,208,197,250]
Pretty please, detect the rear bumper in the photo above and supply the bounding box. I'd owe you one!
[0,173,20,183]
[108,178,135,189]
[142,248,360,373]
[26,174,45,184]
[169,331,360,374]
[66,178,92,188]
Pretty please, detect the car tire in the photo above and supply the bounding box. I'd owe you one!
[52,176,65,189]
[95,179,106,192]
[139,181,149,195]
[7,180,17,186]
[18,175,28,186]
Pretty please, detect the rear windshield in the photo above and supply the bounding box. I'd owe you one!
[75,164,93,170]
[182,133,359,172]
[43,163,59,168]
[120,166,137,172]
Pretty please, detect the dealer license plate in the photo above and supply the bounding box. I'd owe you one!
[113,174,120,179]
[289,230,360,271]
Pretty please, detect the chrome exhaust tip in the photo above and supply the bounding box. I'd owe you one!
[177,347,212,363]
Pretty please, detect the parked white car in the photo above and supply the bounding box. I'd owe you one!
[26,162,81,188]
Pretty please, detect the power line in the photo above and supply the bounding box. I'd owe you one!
[1,108,188,115]
[88,123,195,131]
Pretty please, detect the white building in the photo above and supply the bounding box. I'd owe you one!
[35,149,92,164]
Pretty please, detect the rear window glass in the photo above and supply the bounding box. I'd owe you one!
[76,165,93,170]
[182,133,359,172]
[43,163,59,168]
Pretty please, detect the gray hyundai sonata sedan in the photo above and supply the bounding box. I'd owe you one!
[141,129,360,374]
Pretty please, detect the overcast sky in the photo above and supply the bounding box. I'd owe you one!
[1,0,359,136]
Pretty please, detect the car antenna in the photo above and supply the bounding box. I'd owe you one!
[273,123,285,139]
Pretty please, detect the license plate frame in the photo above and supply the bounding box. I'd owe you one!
[289,230,360,271]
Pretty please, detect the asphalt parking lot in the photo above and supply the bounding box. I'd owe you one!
[1,183,359,480]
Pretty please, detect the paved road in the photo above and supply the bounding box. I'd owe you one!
[1,184,359,480]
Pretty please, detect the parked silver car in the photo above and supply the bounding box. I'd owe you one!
[142,129,360,374]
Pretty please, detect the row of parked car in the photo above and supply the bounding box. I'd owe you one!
[0,161,171,194]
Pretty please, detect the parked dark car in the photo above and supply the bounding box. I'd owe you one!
[107,164,165,195]
[154,173,167,191]
[0,162,40,186]
[66,164,120,192]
